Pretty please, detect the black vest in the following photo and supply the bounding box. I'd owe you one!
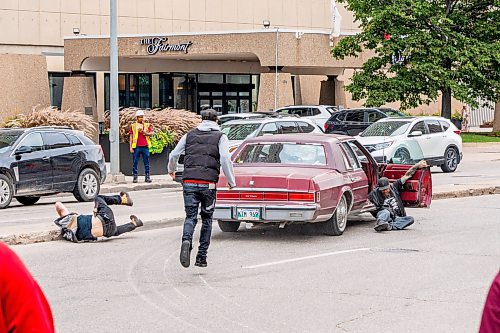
[183,128,223,183]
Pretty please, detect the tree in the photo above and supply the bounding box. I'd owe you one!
[331,0,499,119]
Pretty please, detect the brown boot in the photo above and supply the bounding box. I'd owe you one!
[120,192,133,206]
[130,215,143,227]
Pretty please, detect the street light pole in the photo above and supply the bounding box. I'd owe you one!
[109,0,119,176]
[275,27,279,111]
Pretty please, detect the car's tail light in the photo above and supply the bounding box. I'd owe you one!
[217,192,240,200]
[264,192,288,201]
[288,192,315,202]
[454,130,461,135]
[324,123,330,132]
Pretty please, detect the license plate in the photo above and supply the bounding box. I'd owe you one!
[236,208,260,221]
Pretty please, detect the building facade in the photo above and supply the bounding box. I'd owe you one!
[0,0,460,124]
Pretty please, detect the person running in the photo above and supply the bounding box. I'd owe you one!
[54,192,143,242]
[168,109,236,268]
[0,242,54,332]
[368,160,428,232]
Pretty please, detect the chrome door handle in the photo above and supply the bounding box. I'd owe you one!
[42,156,50,161]
[351,176,362,182]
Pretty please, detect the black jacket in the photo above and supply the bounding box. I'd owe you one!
[368,179,407,217]
[183,129,223,183]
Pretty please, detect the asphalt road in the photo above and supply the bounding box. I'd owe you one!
[12,195,499,333]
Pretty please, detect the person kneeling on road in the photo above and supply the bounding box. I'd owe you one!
[368,160,428,232]
[53,192,143,242]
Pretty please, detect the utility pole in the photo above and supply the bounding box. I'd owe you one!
[109,0,120,177]
[275,26,279,111]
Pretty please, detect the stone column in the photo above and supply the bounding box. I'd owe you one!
[257,69,294,111]
[334,77,347,108]
[61,72,98,143]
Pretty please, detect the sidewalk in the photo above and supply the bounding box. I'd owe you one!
[100,173,181,194]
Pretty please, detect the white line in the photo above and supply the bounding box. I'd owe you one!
[242,248,371,269]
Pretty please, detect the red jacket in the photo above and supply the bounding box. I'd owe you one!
[479,272,500,333]
[0,243,54,333]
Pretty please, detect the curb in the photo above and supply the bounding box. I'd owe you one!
[2,188,499,247]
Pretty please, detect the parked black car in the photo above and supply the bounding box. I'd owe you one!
[324,107,406,136]
[0,127,106,209]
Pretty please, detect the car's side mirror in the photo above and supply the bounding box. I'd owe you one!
[15,146,33,155]
[408,131,423,137]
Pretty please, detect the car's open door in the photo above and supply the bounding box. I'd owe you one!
[381,164,432,207]
[380,141,432,207]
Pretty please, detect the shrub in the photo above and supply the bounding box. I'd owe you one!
[149,130,175,155]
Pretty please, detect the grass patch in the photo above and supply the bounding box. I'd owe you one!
[461,132,500,143]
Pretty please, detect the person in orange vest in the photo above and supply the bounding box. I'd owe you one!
[129,110,153,183]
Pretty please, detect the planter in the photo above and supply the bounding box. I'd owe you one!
[119,143,170,176]
[451,119,462,129]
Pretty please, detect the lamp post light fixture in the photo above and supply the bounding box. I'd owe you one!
[72,27,80,35]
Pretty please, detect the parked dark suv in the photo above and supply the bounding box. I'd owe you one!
[0,127,106,209]
[324,107,406,136]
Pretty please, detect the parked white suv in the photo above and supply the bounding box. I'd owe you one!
[356,117,463,172]
[274,105,339,128]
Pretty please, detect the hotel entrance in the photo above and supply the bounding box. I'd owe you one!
[197,74,258,114]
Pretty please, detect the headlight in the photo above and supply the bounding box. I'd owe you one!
[372,142,393,151]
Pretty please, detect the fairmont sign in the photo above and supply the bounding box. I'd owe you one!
[140,37,192,55]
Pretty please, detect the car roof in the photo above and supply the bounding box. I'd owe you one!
[377,116,449,122]
[222,116,315,125]
[243,133,351,145]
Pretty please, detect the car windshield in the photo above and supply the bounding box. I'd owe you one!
[381,109,406,117]
[360,121,411,137]
[221,123,261,140]
[0,131,21,153]
[235,143,327,166]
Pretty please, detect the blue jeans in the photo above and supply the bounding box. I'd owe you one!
[376,209,414,230]
[182,183,216,258]
[132,146,150,176]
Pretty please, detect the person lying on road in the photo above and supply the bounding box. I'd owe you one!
[53,192,143,242]
[369,160,428,232]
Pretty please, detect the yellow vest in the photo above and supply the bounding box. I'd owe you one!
[131,122,152,149]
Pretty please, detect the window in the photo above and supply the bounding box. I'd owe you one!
[439,120,450,131]
[260,122,279,136]
[48,72,70,110]
[347,141,368,163]
[66,134,82,146]
[221,123,260,140]
[367,111,385,123]
[105,73,152,110]
[425,120,443,134]
[332,112,346,122]
[278,122,300,134]
[345,111,364,122]
[410,121,427,134]
[236,143,327,165]
[311,108,322,116]
[18,133,44,152]
[340,142,361,169]
[298,122,316,133]
[42,132,71,150]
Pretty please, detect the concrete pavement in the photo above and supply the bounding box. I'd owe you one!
[12,195,500,333]
[1,144,499,245]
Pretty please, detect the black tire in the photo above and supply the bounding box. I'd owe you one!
[394,148,412,165]
[16,196,40,206]
[441,147,459,173]
[73,168,100,202]
[323,195,349,236]
[0,174,14,209]
[218,220,241,232]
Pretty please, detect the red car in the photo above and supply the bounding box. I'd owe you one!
[214,134,432,235]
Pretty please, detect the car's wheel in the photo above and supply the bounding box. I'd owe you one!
[394,148,411,165]
[15,196,40,206]
[323,195,349,236]
[218,220,241,232]
[441,147,459,173]
[73,168,100,202]
[0,174,14,209]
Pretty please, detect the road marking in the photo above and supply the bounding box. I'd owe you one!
[242,248,371,269]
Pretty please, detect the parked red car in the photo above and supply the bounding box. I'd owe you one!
[214,134,432,235]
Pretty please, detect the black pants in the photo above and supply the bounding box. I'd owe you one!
[94,195,136,237]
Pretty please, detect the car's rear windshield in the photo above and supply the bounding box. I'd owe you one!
[326,107,338,114]
[236,143,327,166]
[0,131,21,153]
[221,123,261,140]
[360,121,411,137]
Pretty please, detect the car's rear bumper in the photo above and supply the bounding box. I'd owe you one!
[214,204,331,223]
